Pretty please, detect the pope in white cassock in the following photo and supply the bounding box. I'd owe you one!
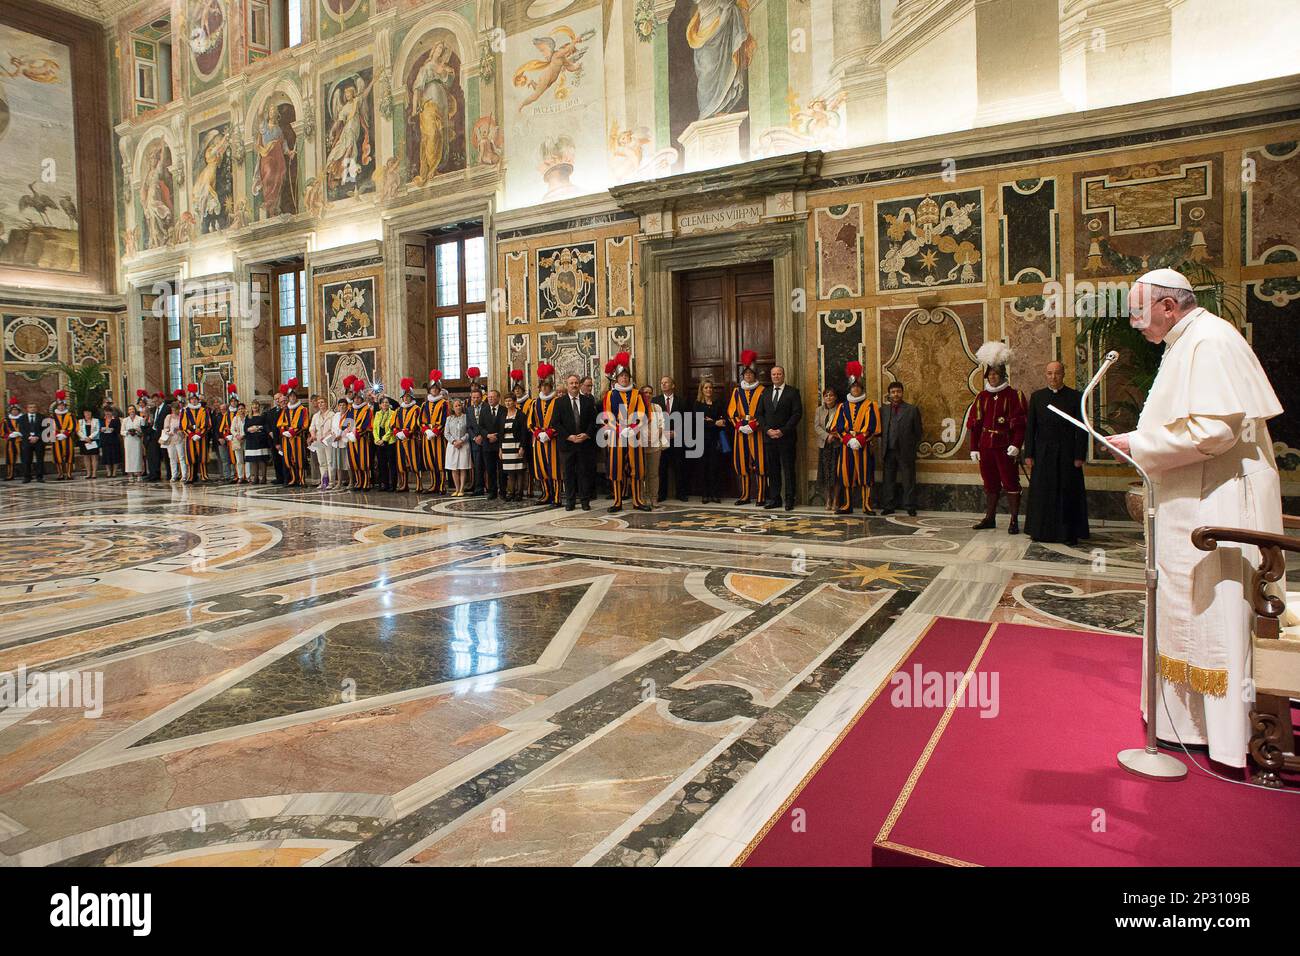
[1108,268,1284,768]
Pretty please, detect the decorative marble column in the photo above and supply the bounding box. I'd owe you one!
[1059,0,1172,111]
[830,0,887,144]
[974,0,1072,125]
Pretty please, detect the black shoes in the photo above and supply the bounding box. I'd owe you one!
[881,508,896,515]
[734,498,750,506]
[908,509,917,517]
[784,502,794,511]
[762,500,780,509]
[608,504,622,513]
[635,503,651,512]
[580,501,591,511]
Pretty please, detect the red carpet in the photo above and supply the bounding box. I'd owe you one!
[740,617,1300,867]
[739,616,993,866]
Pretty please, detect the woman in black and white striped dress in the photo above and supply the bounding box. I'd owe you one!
[499,393,526,501]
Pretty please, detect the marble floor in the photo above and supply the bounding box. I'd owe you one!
[0,478,1252,867]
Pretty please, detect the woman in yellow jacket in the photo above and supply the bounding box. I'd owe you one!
[372,395,398,491]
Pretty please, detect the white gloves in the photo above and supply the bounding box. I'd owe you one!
[191,433,202,442]
[847,437,862,452]
[739,424,753,435]
[7,431,18,440]
[1007,445,1019,457]
[346,432,357,443]
[424,428,434,440]
[970,451,980,462]
[536,431,550,443]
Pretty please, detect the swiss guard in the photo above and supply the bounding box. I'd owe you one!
[528,362,561,506]
[278,378,310,487]
[343,375,373,491]
[5,397,22,480]
[49,390,76,479]
[727,349,766,505]
[394,376,422,492]
[180,383,209,482]
[966,341,1028,534]
[600,351,650,513]
[420,369,449,494]
[832,361,881,514]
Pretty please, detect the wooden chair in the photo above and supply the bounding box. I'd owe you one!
[1192,516,1300,787]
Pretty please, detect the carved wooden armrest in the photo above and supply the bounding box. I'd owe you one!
[1192,521,1299,634]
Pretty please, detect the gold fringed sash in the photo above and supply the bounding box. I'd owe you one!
[1159,653,1229,698]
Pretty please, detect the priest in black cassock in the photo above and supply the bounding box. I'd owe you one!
[1024,361,1090,545]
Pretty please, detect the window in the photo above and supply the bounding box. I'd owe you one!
[272,265,309,390]
[131,19,173,115]
[247,0,303,62]
[430,229,488,386]
[162,293,182,395]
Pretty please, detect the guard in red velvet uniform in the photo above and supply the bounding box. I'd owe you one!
[966,342,1027,534]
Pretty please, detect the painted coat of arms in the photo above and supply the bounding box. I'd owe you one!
[537,242,597,321]
[323,278,375,341]
[877,190,983,291]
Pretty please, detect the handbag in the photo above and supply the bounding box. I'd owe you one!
[718,429,731,455]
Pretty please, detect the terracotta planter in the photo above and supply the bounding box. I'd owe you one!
[1125,481,1145,523]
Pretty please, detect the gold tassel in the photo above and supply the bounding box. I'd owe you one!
[1159,654,1229,697]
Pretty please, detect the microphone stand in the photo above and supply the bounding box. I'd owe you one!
[1049,349,1187,781]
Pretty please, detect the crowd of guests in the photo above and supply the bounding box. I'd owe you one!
[2,346,1090,545]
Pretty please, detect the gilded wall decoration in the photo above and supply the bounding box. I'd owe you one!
[879,303,984,458]
[325,348,376,403]
[320,273,378,342]
[814,204,864,299]
[187,305,233,360]
[3,315,59,364]
[607,324,634,370]
[537,241,597,321]
[999,178,1057,284]
[604,235,634,316]
[1242,141,1300,267]
[69,316,111,366]
[817,308,863,396]
[539,328,599,385]
[1076,155,1222,275]
[192,361,233,405]
[876,190,983,291]
[505,250,529,325]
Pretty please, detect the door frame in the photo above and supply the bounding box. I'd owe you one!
[640,219,806,394]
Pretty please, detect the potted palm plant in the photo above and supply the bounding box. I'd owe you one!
[46,359,110,417]
[1078,261,1243,521]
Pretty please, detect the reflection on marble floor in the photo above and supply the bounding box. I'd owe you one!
[0,480,1155,867]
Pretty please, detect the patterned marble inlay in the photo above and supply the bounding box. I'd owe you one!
[0,480,1154,867]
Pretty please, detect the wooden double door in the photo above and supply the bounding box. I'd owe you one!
[676,261,775,398]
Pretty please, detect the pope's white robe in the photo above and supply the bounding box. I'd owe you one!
[1126,307,1284,767]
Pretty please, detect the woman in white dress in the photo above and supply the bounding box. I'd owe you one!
[327,397,350,490]
[229,403,246,483]
[77,409,101,480]
[123,405,147,480]
[309,395,334,490]
[161,401,188,482]
[444,397,470,496]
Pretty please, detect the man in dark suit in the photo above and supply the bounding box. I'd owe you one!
[653,375,691,502]
[477,389,505,499]
[758,365,802,510]
[879,380,922,516]
[466,386,485,494]
[555,373,597,510]
[146,392,169,480]
[17,403,47,483]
